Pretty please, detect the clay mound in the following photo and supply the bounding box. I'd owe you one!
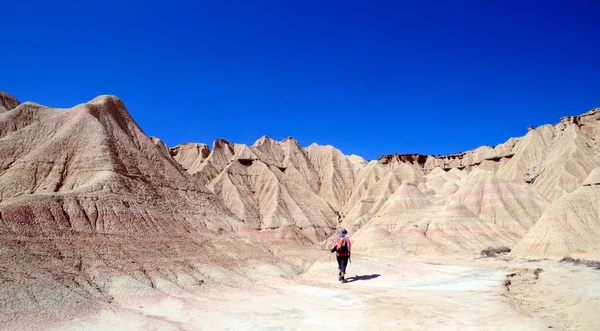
[342,170,403,230]
[377,183,432,215]
[347,154,368,174]
[402,201,518,255]
[342,161,391,216]
[208,156,336,242]
[493,137,522,157]
[349,226,398,256]
[0,95,240,236]
[441,181,459,196]
[424,173,448,196]
[428,167,446,177]
[495,113,600,201]
[170,136,355,242]
[190,138,236,185]
[305,144,356,210]
[392,162,425,185]
[447,169,549,235]
[497,124,556,184]
[364,183,435,231]
[169,142,211,171]
[530,125,600,200]
[0,91,20,112]
[512,168,600,259]
[415,166,463,199]
[447,167,468,180]
[0,94,284,328]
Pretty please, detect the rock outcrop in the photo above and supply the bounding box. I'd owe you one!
[0,94,241,236]
[4,90,600,261]
[0,91,20,113]
[511,168,600,260]
[167,106,600,258]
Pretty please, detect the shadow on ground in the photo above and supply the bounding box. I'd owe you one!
[345,274,381,283]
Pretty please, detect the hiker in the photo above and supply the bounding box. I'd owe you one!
[331,228,351,283]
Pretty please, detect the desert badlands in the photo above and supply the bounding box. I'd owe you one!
[0,90,599,330]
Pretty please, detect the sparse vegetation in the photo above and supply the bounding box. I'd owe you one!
[559,257,600,269]
[481,246,511,257]
[533,268,544,279]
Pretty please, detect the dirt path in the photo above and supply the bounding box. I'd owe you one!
[50,255,556,331]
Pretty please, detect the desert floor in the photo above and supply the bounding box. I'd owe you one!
[46,248,600,331]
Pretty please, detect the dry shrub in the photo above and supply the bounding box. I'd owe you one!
[481,246,511,257]
[560,257,600,270]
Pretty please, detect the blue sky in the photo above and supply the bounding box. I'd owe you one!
[2,0,599,160]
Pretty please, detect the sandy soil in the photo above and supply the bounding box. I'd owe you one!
[41,251,600,331]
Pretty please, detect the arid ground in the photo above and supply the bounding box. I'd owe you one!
[40,250,600,331]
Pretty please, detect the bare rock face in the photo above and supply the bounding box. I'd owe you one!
[169,142,211,171]
[0,94,241,236]
[0,92,286,329]
[167,106,600,258]
[445,169,549,235]
[204,137,337,242]
[512,168,600,260]
[159,106,600,259]
[0,91,20,113]
[4,89,600,265]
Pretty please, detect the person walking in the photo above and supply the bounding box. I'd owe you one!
[331,228,351,283]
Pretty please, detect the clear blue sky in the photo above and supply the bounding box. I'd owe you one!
[2,1,598,160]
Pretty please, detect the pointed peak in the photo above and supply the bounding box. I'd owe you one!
[233,144,259,161]
[0,91,21,112]
[281,136,303,149]
[282,136,300,143]
[428,167,446,177]
[87,94,124,106]
[253,135,276,146]
[348,154,367,162]
[213,138,231,149]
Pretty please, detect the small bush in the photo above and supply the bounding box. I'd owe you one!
[587,261,600,269]
[481,246,512,257]
[533,268,544,279]
[560,257,600,270]
[560,256,581,264]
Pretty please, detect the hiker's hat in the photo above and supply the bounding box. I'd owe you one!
[338,228,348,236]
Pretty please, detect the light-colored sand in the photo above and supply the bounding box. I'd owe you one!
[42,253,600,331]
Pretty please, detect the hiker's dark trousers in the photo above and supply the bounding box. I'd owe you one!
[337,256,349,273]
